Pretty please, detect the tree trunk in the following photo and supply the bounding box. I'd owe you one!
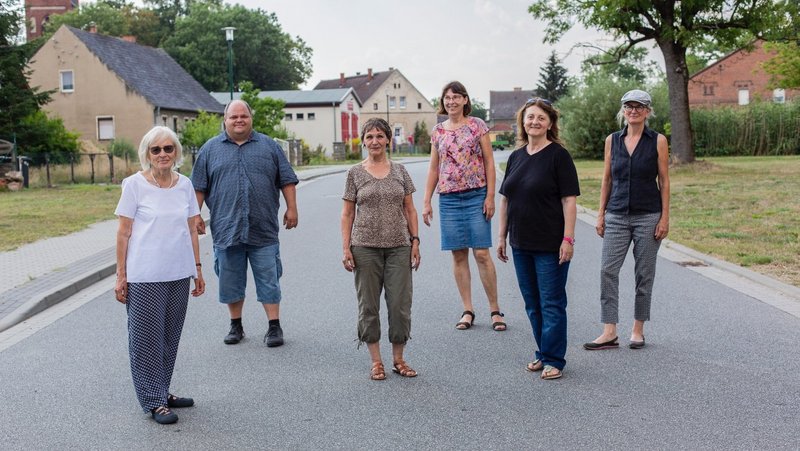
[658,40,695,164]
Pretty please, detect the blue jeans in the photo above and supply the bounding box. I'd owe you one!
[512,249,569,370]
[214,243,283,304]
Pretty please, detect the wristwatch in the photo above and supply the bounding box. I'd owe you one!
[410,236,420,244]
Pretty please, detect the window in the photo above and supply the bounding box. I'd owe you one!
[703,85,715,96]
[773,89,786,104]
[97,117,114,140]
[284,113,292,121]
[172,116,178,131]
[60,70,74,92]
[373,103,378,111]
[738,89,750,106]
[418,102,422,110]
[308,113,316,120]
[296,113,304,120]
[389,96,396,109]
[30,17,37,34]
[399,96,406,109]
[162,116,168,126]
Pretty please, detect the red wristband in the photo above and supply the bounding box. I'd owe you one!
[563,236,575,246]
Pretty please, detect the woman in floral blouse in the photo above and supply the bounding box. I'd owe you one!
[422,81,505,332]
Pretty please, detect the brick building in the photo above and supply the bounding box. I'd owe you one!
[25,0,78,41]
[688,40,799,107]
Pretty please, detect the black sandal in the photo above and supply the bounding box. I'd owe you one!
[490,311,506,331]
[455,310,475,330]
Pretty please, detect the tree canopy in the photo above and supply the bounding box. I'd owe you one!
[41,1,313,92]
[162,2,312,91]
[534,51,570,102]
[528,0,797,164]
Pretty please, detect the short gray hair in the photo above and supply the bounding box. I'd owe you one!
[137,126,184,170]
[224,99,254,118]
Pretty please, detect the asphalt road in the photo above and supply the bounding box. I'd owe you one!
[1,159,799,450]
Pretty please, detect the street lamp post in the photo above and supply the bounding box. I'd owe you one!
[222,27,236,101]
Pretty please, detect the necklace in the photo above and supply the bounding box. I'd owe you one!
[150,170,174,189]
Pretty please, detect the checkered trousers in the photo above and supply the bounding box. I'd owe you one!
[126,278,190,412]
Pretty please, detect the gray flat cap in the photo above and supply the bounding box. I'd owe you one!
[621,89,652,106]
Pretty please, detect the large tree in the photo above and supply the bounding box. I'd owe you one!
[528,0,796,164]
[0,0,50,140]
[43,1,165,47]
[764,41,800,89]
[534,50,570,102]
[162,2,312,91]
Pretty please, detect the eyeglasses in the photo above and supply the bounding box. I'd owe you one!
[527,97,553,106]
[149,145,175,155]
[623,104,648,112]
[443,94,464,102]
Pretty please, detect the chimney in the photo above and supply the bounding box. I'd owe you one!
[88,22,97,33]
[368,68,373,81]
[339,72,345,87]
[513,87,522,91]
[389,67,394,71]
[121,35,136,43]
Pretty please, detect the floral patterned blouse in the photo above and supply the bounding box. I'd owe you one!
[430,116,489,194]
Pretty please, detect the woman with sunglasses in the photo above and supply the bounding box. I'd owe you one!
[115,126,205,424]
[422,81,505,332]
[584,89,670,351]
[497,98,579,380]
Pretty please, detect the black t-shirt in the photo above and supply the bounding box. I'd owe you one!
[499,143,580,252]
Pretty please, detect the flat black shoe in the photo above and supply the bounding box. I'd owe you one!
[151,406,178,424]
[264,324,284,347]
[224,322,244,345]
[583,337,619,350]
[629,337,646,349]
[167,394,194,408]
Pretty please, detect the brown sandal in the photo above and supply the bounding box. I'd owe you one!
[392,360,418,378]
[370,362,386,381]
[526,359,543,372]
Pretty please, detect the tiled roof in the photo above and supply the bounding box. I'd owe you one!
[313,70,393,102]
[68,26,223,113]
[209,88,360,107]
[489,89,533,122]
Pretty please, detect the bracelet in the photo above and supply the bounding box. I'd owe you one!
[563,236,575,246]
[195,263,202,267]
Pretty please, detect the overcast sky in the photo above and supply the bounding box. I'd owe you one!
[240,0,642,103]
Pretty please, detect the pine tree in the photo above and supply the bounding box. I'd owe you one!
[533,51,570,102]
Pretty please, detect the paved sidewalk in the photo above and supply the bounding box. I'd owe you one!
[0,165,351,332]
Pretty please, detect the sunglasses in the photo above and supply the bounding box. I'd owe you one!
[149,145,175,155]
[527,97,553,106]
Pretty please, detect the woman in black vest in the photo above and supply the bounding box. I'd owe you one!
[584,89,670,351]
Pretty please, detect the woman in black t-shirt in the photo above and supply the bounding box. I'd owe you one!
[497,98,580,380]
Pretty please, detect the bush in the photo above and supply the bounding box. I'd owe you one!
[108,138,136,161]
[692,100,800,156]
[16,111,80,165]
[557,76,669,159]
[182,111,222,148]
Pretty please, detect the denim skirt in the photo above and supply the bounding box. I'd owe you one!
[438,186,492,251]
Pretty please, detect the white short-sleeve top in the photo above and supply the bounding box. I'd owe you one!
[115,172,201,283]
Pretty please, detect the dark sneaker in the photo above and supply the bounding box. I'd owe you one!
[151,406,178,424]
[224,322,244,345]
[167,394,194,408]
[264,323,284,347]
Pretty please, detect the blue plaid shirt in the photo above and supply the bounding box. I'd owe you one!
[191,131,298,249]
